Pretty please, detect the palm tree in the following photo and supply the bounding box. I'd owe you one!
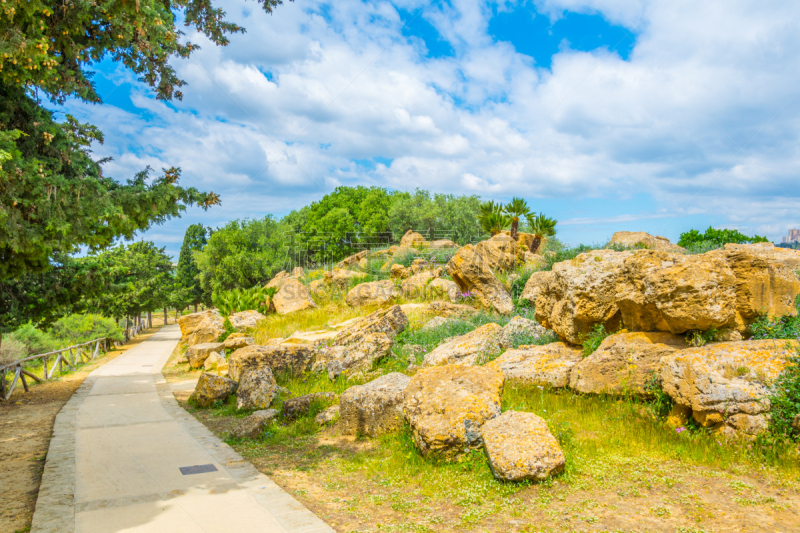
[477,210,511,237]
[526,213,557,253]
[478,200,503,218]
[503,197,530,241]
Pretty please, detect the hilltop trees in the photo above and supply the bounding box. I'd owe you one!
[503,197,531,240]
[678,227,769,252]
[388,190,483,244]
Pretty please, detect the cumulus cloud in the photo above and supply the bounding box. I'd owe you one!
[65,0,800,256]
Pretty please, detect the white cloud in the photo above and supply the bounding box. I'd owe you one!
[67,0,800,256]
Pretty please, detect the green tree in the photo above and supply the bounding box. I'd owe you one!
[503,197,531,241]
[194,217,286,296]
[677,227,769,251]
[388,190,483,244]
[526,213,558,253]
[176,224,208,309]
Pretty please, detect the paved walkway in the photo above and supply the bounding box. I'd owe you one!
[31,325,334,533]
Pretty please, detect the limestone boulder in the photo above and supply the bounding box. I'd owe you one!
[236,365,279,410]
[401,271,435,299]
[659,339,800,435]
[336,250,369,269]
[569,332,682,395]
[178,310,221,340]
[487,343,582,387]
[500,316,550,348]
[281,329,338,347]
[232,409,279,439]
[228,310,266,331]
[308,279,329,298]
[422,323,503,367]
[476,237,520,272]
[427,301,478,317]
[391,263,410,279]
[228,345,315,381]
[203,351,225,372]
[724,242,800,272]
[193,373,237,407]
[291,267,306,279]
[223,333,254,352]
[325,332,394,380]
[535,249,631,344]
[404,365,504,457]
[520,271,554,306]
[339,373,411,437]
[608,231,685,253]
[324,268,369,289]
[283,392,339,420]
[345,280,398,307]
[428,278,459,302]
[187,342,224,369]
[446,245,514,315]
[265,270,289,290]
[482,411,565,481]
[272,279,316,315]
[315,406,340,425]
[400,230,427,248]
[334,305,408,346]
[431,239,458,249]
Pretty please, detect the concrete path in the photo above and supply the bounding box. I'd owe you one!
[31,325,334,533]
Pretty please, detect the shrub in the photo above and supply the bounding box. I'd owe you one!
[48,314,124,345]
[218,318,237,343]
[580,324,612,357]
[9,323,58,356]
[539,239,597,271]
[212,286,273,316]
[0,336,27,365]
[765,345,800,441]
[678,227,768,254]
[510,268,534,305]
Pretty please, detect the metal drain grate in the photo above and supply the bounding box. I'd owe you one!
[179,464,218,475]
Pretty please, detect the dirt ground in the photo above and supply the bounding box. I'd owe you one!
[0,330,158,533]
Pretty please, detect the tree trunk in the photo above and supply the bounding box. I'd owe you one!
[530,235,542,254]
[125,316,130,341]
[510,219,519,241]
[164,307,168,326]
[194,303,198,313]
[147,311,152,329]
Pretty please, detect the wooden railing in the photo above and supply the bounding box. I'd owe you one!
[0,337,110,401]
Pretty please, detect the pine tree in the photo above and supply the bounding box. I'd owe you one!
[176,224,208,309]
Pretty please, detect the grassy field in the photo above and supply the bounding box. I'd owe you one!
[168,298,800,533]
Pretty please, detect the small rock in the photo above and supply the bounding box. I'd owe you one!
[345,279,399,307]
[193,373,237,408]
[232,409,279,439]
[499,316,550,348]
[488,343,582,388]
[391,263,410,279]
[428,278,460,302]
[422,323,503,366]
[228,344,316,381]
[315,405,340,426]
[236,366,279,410]
[223,333,254,351]
[272,279,317,314]
[326,333,394,380]
[228,310,266,331]
[482,410,565,481]
[283,392,339,420]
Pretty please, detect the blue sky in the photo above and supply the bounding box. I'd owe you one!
[63,0,800,259]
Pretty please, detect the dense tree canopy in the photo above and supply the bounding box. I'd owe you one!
[678,227,769,250]
[194,217,286,298]
[176,224,208,308]
[388,189,484,244]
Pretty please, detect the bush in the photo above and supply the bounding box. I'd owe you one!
[766,346,800,441]
[678,227,768,254]
[48,314,124,345]
[580,324,613,357]
[10,323,58,355]
[510,268,534,305]
[212,286,274,316]
[539,239,597,271]
[0,336,27,365]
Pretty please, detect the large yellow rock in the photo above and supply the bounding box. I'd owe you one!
[536,248,800,344]
[446,244,514,315]
[428,278,459,302]
[193,373,237,407]
[265,270,289,290]
[344,279,399,307]
[608,231,685,253]
[400,230,427,248]
[228,345,315,380]
[324,268,369,289]
[401,271,435,299]
[403,365,504,457]
[488,342,582,387]
[272,279,316,314]
[724,242,800,272]
[178,310,218,340]
[227,310,266,331]
[325,332,394,380]
[659,339,800,435]
[535,249,631,344]
[333,305,408,345]
[482,411,565,481]
[335,250,369,269]
[422,323,504,366]
[520,271,554,306]
[339,373,411,437]
[568,332,682,395]
[476,236,520,272]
